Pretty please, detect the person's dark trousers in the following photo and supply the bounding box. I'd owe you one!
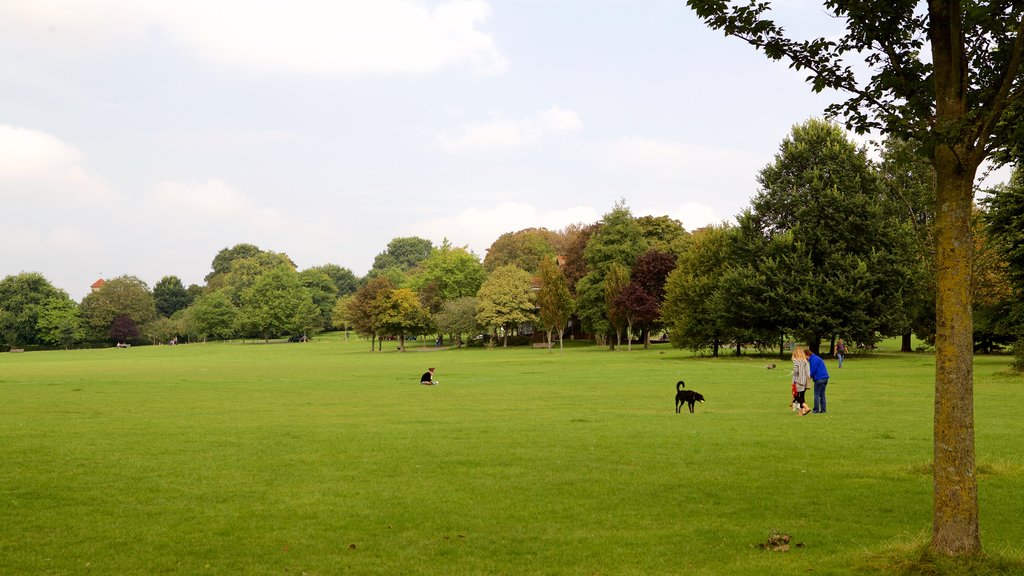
[812,378,828,413]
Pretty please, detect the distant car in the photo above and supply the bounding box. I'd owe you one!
[288,334,309,342]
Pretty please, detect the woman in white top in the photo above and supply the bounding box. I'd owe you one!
[791,346,811,415]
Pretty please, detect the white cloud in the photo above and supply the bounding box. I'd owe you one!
[435,106,583,152]
[1,0,506,76]
[0,124,111,201]
[149,178,290,233]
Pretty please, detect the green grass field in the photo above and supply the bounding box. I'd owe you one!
[2,336,1022,575]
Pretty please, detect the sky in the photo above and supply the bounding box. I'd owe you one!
[0,1,1006,301]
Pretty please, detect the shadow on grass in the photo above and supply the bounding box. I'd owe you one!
[856,533,1024,575]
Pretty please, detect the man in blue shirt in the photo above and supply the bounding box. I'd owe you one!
[804,349,830,413]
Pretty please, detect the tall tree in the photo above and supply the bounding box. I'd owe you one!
[0,272,69,346]
[536,257,574,350]
[299,268,339,329]
[153,275,193,318]
[408,242,487,309]
[186,289,238,342]
[434,296,479,348]
[686,0,1024,555]
[475,265,537,347]
[79,275,158,340]
[236,267,319,341]
[371,236,434,272]
[377,288,433,350]
[630,250,677,347]
[753,119,915,351]
[663,225,736,356]
[347,276,394,351]
[35,297,86,349]
[483,228,559,274]
[312,264,360,296]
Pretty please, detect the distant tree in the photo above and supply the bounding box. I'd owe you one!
[752,119,915,352]
[35,297,86,349]
[434,296,479,348]
[186,289,238,342]
[371,236,434,272]
[408,241,486,309]
[143,316,181,345]
[218,252,297,304]
[109,315,140,343]
[299,268,339,329]
[663,224,736,356]
[629,250,677,347]
[236,267,320,341]
[153,275,193,317]
[475,265,537,347]
[348,276,394,351]
[205,243,264,282]
[79,275,158,341]
[483,228,559,273]
[635,215,688,255]
[560,223,598,294]
[378,288,433,350]
[535,257,574,350]
[583,200,647,275]
[603,262,631,349]
[313,264,359,296]
[332,295,354,332]
[0,272,69,346]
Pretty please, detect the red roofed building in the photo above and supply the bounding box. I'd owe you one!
[90,278,106,292]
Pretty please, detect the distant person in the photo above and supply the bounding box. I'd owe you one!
[836,338,848,368]
[804,348,830,414]
[791,346,811,415]
[420,367,438,386]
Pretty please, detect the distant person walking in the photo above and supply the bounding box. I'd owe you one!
[804,348,830,414]
[791,346,811,416]
[836,338,848,368]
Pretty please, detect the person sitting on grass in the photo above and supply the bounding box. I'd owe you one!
[420,367,438,385]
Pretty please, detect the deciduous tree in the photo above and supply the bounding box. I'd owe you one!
[475,265,537,347]
[686,0,1024,554]
[536,257,574,350]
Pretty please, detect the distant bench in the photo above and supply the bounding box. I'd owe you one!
[9,348,25,353]
[531,342,550,349]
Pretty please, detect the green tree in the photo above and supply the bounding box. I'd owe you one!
[752,119,915,352]
[377,288,433,350]
[483,228,559,274]
[186,289,238,342]
[603,262,631,349]
[371,236,434,272]
[313,264,359,296]
[35,297,86,349]
[236,267,319,341]
[79,275,158,341]
[205,243,264,283]
[878,137,937,351]
[347,276,394,351]
[663,224,736,356]
[475,265,537,347]
[434,296,479,348]
[685,0,1024,554]
[408,241,486,311]
[536,257,574,350]
[153,275,193,318]
[0,272,69,346]
[299,268,339,329]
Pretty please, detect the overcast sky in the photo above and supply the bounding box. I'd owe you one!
[0,1,1004,301]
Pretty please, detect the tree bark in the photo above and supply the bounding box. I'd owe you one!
[928,0,981,555]
[902,332,913,353]
[930,150,981,555]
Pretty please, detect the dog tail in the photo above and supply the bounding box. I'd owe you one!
[677,380,685,391]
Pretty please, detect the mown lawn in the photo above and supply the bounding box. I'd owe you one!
[1,336,1021,575]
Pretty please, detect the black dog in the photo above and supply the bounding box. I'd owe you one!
[675,380,705,413]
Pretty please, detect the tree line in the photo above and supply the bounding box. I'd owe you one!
[1,119,1021,356]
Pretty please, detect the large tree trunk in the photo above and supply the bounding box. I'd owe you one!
[928,1,981,555]
[930,152,980,555]
[902,332,913,353]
